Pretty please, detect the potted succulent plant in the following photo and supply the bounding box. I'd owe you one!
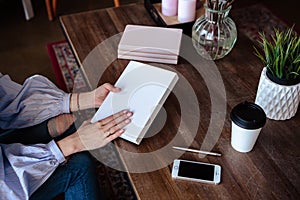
[254,27,300,120]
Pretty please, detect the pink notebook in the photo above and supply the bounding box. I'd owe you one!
[118,24,182,55]
[118,54,178,64]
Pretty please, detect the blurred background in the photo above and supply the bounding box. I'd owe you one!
[0,0,299,84]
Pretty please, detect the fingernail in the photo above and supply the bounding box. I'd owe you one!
[125,119,131,123]
[119,129,124,133]
[127,112,132,117]
[123,110,128,113]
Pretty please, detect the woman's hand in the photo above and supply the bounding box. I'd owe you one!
[70,83,121,112]
[57,110,132,157]
[91,83,121,107]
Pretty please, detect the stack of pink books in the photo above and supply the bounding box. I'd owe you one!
[118,25,183,64]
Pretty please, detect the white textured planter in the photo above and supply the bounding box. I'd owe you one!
[255,68,300,120]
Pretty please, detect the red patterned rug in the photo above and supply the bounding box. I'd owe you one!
[46,41,88,93]
[46,3,291,199]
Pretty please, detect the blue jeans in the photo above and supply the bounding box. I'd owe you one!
[30,151,103,200]
[34,121,104,200]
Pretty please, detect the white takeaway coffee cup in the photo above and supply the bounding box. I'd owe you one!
[230,101,266,153]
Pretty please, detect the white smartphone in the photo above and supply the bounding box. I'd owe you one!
[171,159,221,184]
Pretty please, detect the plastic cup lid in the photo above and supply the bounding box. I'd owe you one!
[230,101,266,129]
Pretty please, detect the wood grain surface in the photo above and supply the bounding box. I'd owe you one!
[60,2,300,199]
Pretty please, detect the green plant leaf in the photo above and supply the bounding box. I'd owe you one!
[254,26,300,81]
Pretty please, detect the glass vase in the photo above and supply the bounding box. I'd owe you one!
[192,4,237,60]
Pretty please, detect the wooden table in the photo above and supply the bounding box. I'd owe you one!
[60,2,300,199]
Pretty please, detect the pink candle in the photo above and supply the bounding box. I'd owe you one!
[177,0,196,23]
[162,0,178,16]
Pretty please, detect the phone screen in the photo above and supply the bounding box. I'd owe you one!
[178,161,215,181]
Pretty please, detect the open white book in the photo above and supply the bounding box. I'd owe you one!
[91,61,179,145]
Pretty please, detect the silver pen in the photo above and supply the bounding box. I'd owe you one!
[172,146,222,157]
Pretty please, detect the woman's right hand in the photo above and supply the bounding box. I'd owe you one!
[57,110,133,157]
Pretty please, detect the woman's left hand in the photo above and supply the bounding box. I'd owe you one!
[91,83,121,107]
[70,83,121,112]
